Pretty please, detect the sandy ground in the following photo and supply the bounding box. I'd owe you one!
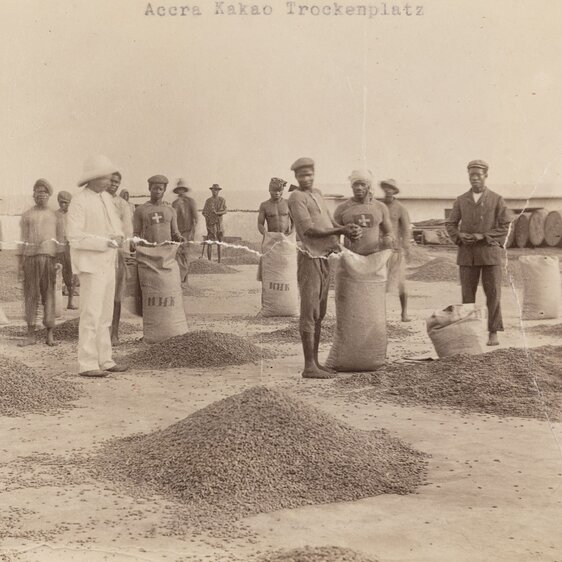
[1,248,561,562]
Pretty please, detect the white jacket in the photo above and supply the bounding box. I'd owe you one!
[67,188,124,274]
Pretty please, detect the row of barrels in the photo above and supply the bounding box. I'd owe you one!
[508,208,562,248]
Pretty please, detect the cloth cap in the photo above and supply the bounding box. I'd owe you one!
[77,155,118,187]
[148,175,169,185]
[33,179,53,196]
[380,179,400,194]
[269,177,287,190]
[349,169,373,186]
[173,178,190,194]
[467,159,489,172]
[57,190,72,202]
[210,184,222,191]
[290,157,315,172]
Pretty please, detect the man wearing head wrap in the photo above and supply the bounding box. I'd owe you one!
[379,179,412,322]
[67,155,127,377]
[334,169,394,256]
[445,160,511,346]
[287,157,362,379]
[119,189,136,217]
[256,177,293,284]
[55,190,77,310]
[257,178,293,236]
[18,179,63,347]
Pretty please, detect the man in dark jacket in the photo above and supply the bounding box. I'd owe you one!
[445,160,512,346]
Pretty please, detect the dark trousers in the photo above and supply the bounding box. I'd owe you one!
[297,252,330,333]
[23,255,56,329]
[459,265,503,332]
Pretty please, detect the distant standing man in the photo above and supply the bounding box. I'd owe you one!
[67,155,127,377]
[55,190,77,310]
[334,170,394,255]
[445,160,511,346]
[107,171,133,346]
[18,179,62,347]
[202,184,227,262]
[133,175,184,245]
[172,178,198,287]
[287,158,362,379]
[380,179,412,322]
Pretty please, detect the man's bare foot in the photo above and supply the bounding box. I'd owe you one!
[45,329,58,346]
[302,365,337,379]
[401,315,411,322]
[67,303,78,310]
[18,336,36,347]
[111,338,120,347]
[317,364,337,374]
[487,332,499,346]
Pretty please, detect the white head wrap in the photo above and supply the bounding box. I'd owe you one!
[348,169,373,186]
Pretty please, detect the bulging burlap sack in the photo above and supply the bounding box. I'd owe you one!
[122,255,143,317]
[427,304,486,358]
[137,245,187,343]
[260,232,299,317]
[519,255,561,320]
[326,249,392,372]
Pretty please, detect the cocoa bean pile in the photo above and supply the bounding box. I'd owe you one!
[89,387,427,530]
[124,331,274,369]
[258,546,378,562]
[221,254,261,266]
[407,257,459,283]
[221,240,261,265]
[1,318,139,341]
[335,346,562,420]
[0,251,22,303]
[0,355,82,417]
[255,321,412,344]
[525,323,561,337]
[188,259,238,275]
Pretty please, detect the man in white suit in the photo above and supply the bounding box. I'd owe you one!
[67,155,128,377]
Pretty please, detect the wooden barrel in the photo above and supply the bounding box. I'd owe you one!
[505,218,517,248]
[514,212,531,248]
[544,210,562,247]
[528,208,549,247]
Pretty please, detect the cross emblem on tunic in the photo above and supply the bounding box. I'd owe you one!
[151,212,164,224]
[356,214,372,227]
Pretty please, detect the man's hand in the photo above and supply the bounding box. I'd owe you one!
[472,233,485,241]
[459,232,475,245]
[381,235,395,250]
[344,224,363,240]
[108,235,124,248]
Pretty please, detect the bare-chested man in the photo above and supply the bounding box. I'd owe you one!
[257,177,293,235]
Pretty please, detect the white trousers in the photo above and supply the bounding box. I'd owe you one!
[78,266,116,373]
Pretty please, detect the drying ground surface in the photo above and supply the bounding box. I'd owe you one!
[0,247,561,561]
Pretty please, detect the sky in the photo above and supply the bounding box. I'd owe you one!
[2,0,562,206]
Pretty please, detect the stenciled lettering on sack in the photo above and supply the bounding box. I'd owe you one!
[146,296,176,307]
[269,282,290,291]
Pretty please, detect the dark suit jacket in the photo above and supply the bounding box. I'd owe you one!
[445,188,512,266]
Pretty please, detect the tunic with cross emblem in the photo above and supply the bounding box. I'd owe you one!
[333,198,393,255]
[133,201,181,244]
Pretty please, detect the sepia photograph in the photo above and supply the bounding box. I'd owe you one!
[1,1,561,560]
